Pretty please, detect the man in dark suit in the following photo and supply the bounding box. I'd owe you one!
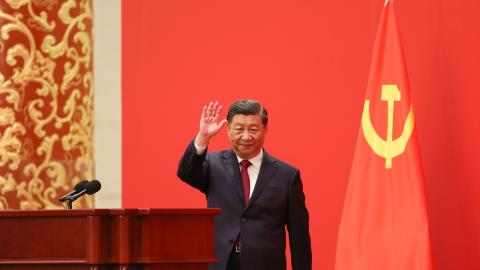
[177,100,312,270]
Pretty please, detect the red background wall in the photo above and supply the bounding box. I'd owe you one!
[122,0,480,269]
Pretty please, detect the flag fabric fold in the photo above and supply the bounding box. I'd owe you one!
[335,1,433,269]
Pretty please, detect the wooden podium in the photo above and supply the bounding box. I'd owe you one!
[0,208,220,270]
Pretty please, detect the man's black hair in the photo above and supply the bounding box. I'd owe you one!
[226,100,268,126]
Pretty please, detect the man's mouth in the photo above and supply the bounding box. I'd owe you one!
[239,144,254,147]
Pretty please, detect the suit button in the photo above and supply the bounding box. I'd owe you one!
[229,239,234,243]
[241,218,247,222]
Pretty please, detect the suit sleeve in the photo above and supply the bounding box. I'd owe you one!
[176,140,210,194]
[287,170,312,270]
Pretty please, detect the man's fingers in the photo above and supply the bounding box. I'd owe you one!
[212,105,223,122]
[206,101,214,118]
[203,101,223,123]
[215,104,222,117]
[211,101,219,118]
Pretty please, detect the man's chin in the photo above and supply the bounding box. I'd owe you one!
[235,147,260,159]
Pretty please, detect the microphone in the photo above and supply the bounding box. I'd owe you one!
[67,179,102,202]
[59,180,89,202]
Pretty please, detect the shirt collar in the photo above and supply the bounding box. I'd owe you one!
[236,149,263,169]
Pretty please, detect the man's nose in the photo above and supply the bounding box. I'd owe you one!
[241,131,252,140]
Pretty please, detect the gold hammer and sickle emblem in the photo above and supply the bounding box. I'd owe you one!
[361,85,414,169]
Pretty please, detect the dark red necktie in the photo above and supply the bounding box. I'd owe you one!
[240,160,252,205]
[235,160,252,251]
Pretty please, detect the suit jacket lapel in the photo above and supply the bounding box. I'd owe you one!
[222,150,245,206]
[244,150,277,213]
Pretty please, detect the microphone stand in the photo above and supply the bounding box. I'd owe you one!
[66,198,73,209]
[64,190,87,209]
[64,194,78,209]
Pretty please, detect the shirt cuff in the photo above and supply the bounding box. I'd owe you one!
[194,141,207,155]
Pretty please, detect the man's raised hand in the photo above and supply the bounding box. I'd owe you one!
[195,101,227,147]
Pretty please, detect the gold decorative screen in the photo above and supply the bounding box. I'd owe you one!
[0,0,94,209]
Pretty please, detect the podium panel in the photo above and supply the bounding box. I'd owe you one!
[0,209,220,270]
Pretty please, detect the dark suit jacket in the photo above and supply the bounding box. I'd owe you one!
[177,140,312,270]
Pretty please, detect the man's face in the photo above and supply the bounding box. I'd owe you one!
[227,114,267,160]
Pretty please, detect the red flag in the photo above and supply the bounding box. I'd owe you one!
[335,1,433,269]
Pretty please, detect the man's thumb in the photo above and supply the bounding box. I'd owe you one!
[219,119,227,129]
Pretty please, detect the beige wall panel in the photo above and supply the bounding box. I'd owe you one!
[93,0,122,208]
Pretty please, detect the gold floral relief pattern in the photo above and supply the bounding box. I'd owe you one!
[0,0,94,209]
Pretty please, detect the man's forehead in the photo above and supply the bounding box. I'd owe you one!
[230,114,263,125]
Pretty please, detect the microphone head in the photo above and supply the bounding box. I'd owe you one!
[74,180,89,191]
[85,179,101,195]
